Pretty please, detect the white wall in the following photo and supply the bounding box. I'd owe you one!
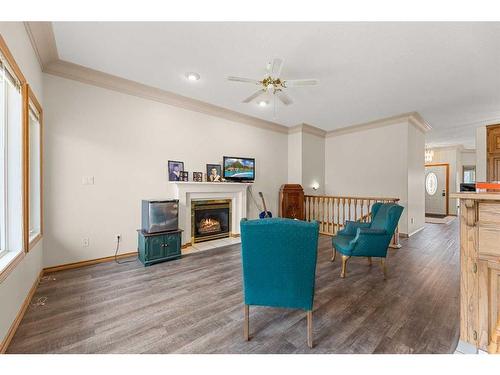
[287,131,302,184]
[325,121,425,235]
[407,123,425,234]
[43,74,289,267]
[429,147,460,215]
[0,22,44,347]
[461,150,476,167]
[476,126,487,181]
[301,132,325,195]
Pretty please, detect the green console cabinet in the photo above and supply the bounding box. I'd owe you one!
[137,229,182,266]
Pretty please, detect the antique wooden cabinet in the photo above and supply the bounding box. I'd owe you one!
[451,192,500,353]
[137,229,182,266]
[487,124,500,182]
[279,184,305,220]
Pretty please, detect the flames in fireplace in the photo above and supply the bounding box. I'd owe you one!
[198,217,222,234]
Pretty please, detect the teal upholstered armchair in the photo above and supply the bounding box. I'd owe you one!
[331,202,404,279]
[240,218,319,348]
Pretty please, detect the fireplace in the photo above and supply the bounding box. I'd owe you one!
[191,199,231,243]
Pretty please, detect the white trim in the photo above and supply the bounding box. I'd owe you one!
[326,112,432,138]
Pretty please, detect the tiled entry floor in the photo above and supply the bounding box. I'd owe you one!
[182,236,241,255]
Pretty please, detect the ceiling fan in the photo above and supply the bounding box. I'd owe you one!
[227,58,318,107]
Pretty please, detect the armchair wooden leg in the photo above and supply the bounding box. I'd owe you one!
[307,310,313,348]
[367,257,372,266]
[341,255,350,278]
[244,304,250,341]
[380,258,387,280]
[331,247,336,262]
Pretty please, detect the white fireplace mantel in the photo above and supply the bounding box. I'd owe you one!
[170,182,251,245]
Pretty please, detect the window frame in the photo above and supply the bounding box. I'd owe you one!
[0,35,29,282]
[23,84,43,252]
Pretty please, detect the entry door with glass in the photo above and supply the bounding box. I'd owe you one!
[425,164,448,216]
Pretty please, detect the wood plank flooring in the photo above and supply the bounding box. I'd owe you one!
[7,222,460,353]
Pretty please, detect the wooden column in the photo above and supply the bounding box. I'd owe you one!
[451,192,500,354]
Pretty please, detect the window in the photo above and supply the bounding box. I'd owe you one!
[0,43,24,259]
[463,166,476,184]
[425,172,438,195]
[25,87,42,249]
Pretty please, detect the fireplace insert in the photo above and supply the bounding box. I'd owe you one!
[191,199,231,243]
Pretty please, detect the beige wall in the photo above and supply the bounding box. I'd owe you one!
[43,74,289,267]
[407,123,425,234]
[429,146,460,215]
[287,131,302,185]
[0,22,44,346]
[325,120,425,235]
[287,130,325,194]
[302,132,325,195]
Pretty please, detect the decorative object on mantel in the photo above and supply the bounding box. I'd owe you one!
[223,156,255,182]
[193,172,203,182]
[180,171,189,182]
[206,164,222,182]
[168,160,184,181]
[279,184,304,220]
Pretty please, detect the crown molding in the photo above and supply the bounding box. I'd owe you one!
[24,22,433,140]
[326,112,432,138]
[426,144,477,153]
[24,22,59,68]
[45,59,289,134]
[288,123,327,137]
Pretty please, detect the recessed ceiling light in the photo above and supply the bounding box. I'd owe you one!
[186,72,200,81]
[258,100,268,107]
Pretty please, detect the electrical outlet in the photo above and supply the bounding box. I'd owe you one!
[116,234,121,240]
[82,238,90,247]
[82,176,95,185]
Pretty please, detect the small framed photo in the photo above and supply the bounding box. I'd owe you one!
[193,172,203,182]
[180,171,189,182]
[168,160,184,181]
[206,164,222,182]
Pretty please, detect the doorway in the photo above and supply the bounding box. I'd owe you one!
[425,163,449,217]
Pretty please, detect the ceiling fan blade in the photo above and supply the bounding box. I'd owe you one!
[227,76,261,85]
[276,90,293,106]
[242,89,266,103]
[270,58,284,78]
[283,79,319,87]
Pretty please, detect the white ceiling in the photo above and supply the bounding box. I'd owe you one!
[52,22,500,148]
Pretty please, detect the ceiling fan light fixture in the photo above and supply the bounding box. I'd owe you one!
[258,100,269,107]
[186,72,200,81]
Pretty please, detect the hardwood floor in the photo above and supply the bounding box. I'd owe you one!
[7,222,460,353]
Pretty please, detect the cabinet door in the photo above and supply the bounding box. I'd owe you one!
[164,234,180,257]
[488,125,500,154]
[147,236,165,260]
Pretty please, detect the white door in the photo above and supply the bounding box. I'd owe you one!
[425,165,447,216]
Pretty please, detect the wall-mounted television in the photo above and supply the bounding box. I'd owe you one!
[223,156,255,182]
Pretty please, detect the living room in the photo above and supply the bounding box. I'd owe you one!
[1,1,500,374]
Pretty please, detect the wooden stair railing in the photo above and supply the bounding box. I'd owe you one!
[304,195,401,248]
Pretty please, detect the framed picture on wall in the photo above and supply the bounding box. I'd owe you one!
[206,164,222,182]
[193,172,203,182]
[168,160,184,181]
[180,171,189,182]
